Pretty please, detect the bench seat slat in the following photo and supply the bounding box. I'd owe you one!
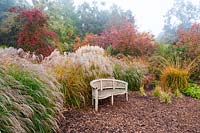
[92,89,127,99]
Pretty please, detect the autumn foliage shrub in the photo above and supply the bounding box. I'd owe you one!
[73,34,99,51]
[176,23,200,59]
[17,8,56,57]
[74,21,156,56]
[176,23,200,80]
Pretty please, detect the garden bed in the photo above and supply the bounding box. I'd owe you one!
[60,91,200,132]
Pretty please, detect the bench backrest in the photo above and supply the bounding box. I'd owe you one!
[90,78,128,91]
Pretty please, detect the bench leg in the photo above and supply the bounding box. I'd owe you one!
[95,98,98,111]
[111,94,114,105]
[126,93,128,101]
[92,98,94,105]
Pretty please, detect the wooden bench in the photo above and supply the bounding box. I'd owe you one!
[90,79,128,111]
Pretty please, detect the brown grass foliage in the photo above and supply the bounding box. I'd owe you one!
[161,67,189,92]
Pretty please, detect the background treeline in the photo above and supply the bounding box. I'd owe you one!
[0,0,135,53]
[1,0,200,56]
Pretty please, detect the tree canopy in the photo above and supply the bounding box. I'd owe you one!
[159,0,200,43]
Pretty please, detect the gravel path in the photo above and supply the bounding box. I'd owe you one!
[60,92,200,133]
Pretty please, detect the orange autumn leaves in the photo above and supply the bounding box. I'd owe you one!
[74,21,156,56]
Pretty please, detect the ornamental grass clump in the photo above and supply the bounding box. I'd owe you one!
[149,54,193,93]
[43,46,113,76]
[0,47,44,63]
[43,46,111,108]
[54,63,89,108]
[149,54,198,80]
[113,64,143,91]
[71,45,113,76]
[0,48,63,133]
[0,65,63,133]
[160,67,189,92]
[54,62,109,108]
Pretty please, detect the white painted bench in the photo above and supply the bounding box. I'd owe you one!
[90,79,128,111]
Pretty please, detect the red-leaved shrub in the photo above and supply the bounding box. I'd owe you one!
[176,23,200,81]
[17,8,56,57]
[74,21,156,56]
[176,23,200,59]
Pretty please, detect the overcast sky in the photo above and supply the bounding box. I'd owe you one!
[27,0,199,37]
[73,0,173,36]
[74,0,199,37]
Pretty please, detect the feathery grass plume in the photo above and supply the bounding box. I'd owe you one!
[42,49,66,69]
[72,45,113,76]
[43,46,113,76]
[43,46,112,108]
[0,48,63,132]
[0,47,44,63]
[0,48,63,107]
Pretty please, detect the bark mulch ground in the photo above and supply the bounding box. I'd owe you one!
[60,91,200,133]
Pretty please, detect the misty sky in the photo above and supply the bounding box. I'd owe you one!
[74,0,199,37]
[27,0,199,37]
